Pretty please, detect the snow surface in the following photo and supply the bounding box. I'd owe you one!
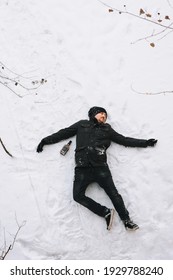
[0,0,173,260]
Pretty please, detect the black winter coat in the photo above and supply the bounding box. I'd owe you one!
[42,119,148,167]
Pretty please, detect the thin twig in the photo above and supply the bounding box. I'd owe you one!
[131,29,157,44]
[0,80,23,98]
[10,221,26,251]
[0,137,13,157]
[0,74,41,91]
[131,22,173,44]
[1,245,12,260]
[0,61,38,80]
[131,85,173,95]
[0,79,40,98]
[157,28,173,40]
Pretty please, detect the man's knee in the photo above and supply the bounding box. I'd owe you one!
[73,192,79,202]
[111,190,122,199]
[73,191,84,202]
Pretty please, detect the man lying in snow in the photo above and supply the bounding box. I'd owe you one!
[37,106,157,231]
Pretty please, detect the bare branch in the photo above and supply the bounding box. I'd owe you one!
[0,219,26,260]
[131,85,173,95]
[97,0,173,30]
[0,74,41,91]
[0,137,13,157]
[0,62,47,98]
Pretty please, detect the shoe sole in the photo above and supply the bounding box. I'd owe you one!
[125,225,139,231]
[107,209,115,230]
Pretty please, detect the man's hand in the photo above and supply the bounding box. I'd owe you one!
[147,139,158,147]
[37,140,44,153]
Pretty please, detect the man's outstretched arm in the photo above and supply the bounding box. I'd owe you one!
[110,127,157,148]
[37,121,80,153]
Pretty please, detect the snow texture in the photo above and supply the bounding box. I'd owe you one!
[0,0,173,260]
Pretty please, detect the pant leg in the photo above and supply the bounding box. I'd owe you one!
[95,167,129,221]
[73,167,108,217]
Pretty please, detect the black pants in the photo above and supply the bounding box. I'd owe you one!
[73,166,129,220]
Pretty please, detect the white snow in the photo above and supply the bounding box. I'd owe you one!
[0,0,173,260]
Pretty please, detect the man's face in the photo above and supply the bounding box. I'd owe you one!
[95,112,107,123]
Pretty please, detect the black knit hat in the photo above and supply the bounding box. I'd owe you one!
[88,106,107,119]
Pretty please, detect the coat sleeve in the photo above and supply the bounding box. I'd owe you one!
[110,127,148,148]
[42,121,80,145]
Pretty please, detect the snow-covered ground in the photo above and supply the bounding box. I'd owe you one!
[1,0,173,259]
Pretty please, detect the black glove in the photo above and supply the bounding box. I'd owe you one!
[147,139,158,147]
[37,140,45,153]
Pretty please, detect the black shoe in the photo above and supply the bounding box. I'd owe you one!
[105,209,115,230]
[123,219,139,231]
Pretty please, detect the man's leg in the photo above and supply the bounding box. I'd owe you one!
[96,167,139,230]
[95,167,130,221]
[73,167,108,217]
